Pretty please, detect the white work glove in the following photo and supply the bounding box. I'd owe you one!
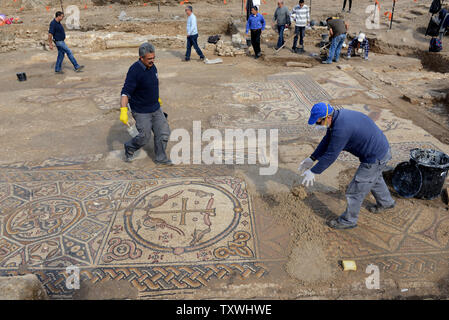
[346,55,351,59]
[363,56,368,61]
[298,157,314,172]
[301,169,315,187]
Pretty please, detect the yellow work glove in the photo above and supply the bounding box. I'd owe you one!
[158,97,162,106]
[120,107,129,125]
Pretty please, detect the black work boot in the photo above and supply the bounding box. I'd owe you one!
[327,219,357,230]
[367,201,396,214]
[124,146,137,163]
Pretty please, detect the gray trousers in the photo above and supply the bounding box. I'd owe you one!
[124,108,170,162]
[339,149,395,225]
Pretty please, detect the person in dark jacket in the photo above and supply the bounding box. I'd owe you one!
[48,11,84,74]
[298,103,396,229]
[246,6,266,58]
[119,43,172,165]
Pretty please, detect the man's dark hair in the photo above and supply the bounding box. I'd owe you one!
[252,5,258,11]
[299,0,304,3]
[186,5,193,11]
[55,11,64,18]
[326,16,333,22]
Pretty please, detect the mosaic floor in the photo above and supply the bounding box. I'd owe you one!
[209,73,334,138]
[2,70,449,298]
[0,166,288,298]
[322,197,449,287]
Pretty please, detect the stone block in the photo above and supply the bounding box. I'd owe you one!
[0,274,48,300]
[286,62,313,68]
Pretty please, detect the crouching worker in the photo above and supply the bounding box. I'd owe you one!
[119,42,172,165]
[298,103,396,229]
[347,32,369,60]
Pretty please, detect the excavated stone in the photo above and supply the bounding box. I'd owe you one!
[0,274,48,300]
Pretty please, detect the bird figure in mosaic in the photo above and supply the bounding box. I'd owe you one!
[142,214,185,236]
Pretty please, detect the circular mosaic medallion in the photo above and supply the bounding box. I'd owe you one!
[5,197,84,243]
[124,182,242,254]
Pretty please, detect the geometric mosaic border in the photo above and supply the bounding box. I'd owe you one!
[0,262,267,298]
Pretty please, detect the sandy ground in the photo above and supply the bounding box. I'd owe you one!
[1,0,449,300]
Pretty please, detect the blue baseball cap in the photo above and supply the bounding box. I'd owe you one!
[308,102,334,125]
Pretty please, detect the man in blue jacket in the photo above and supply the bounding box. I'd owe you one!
[119,43,172,165]
[298,103,395,229]
[246,6,266,59]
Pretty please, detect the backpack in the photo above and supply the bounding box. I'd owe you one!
[429,0,442,14]
[429,37,442,52]
[208,35,220,44]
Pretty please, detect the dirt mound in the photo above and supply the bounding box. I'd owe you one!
[254,190,337,285]
[291,184,308,200]
[286,240,333,283]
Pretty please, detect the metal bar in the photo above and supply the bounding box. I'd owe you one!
[389,0,396,30]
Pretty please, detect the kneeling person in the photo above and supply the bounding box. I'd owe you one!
[347,32,369,60]
[298,103,395,229]
[120,43,172,165]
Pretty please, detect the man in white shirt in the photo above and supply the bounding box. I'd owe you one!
[290,0,310,53]
[185,5,205,61]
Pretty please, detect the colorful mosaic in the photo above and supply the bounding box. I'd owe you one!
[0,169,271,298]
[209,74,335,138]
[22,86,122,110]
[318,193,449,285]
[0,154,104,170]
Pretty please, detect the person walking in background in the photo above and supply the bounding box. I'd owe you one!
[342,0,352,12]
[290,0,310,53]
[273,0,290,50]
[246,6,266,59]
[323,16,348,64]
[48,11,84,74]
[184,5,205,62]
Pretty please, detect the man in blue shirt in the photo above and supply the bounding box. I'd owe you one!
[184,6,205,62]
[298,103,396,229]
[48,11,84,74]
[246,6,266,59]
[119,43,172,165]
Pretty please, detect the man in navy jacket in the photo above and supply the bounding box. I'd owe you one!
[298,103,395,229]
[48,11,84,73]
[119,43,171,165]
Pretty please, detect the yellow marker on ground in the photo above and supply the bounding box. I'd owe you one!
[342,260,357,271]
